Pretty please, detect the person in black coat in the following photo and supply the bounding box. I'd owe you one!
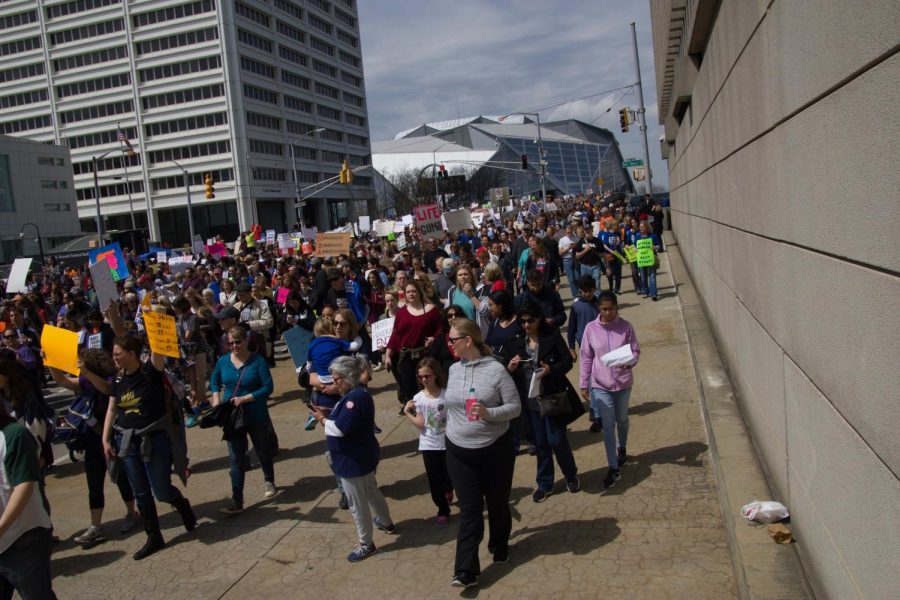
[502,300,580,503]
[514,269,567,329]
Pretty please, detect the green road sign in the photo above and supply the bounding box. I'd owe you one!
[622,159,644,167]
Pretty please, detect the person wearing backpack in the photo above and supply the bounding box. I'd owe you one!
[47,349,139,545]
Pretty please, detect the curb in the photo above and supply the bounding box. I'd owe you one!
[664,234,814,600]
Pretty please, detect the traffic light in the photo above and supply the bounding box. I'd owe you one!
[438,164,447,179]
[339,160,352,184]
[204,173,215,199]
[521,154,528,170]
[619,108,630,133]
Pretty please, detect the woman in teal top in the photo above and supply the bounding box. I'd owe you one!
[210,326,277,514]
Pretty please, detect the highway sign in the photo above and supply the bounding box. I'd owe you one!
[622,159,644,167]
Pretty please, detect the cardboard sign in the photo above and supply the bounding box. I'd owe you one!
[142,310,180,358]
[374,220,395,237]
[282,325,314,372]
[314,232,352,257]
[89,258,119,311]
[88,242,129,282]
[5,258,32,294]
[415,203,444,241]
[623,246,638,263]
[371,317,395,351]
[358,215,371,232]
[443,209,474,233]
[40,325,80,375]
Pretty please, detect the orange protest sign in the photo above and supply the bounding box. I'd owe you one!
[40,325,80,375]
[142,310,181,358]
[314,232,352,257]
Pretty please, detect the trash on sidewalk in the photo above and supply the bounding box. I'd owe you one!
[740,500,789,523]
[767,523,793,544]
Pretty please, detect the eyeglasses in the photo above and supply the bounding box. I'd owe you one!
[447,335,469,343]
[519,317,537,324]
[446,313,458,320]
[334,320,348,327]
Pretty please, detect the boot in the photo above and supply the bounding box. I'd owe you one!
[172,496,197,532]
[133,503,165,560]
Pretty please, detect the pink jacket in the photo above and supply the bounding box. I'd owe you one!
[579,316,640,391]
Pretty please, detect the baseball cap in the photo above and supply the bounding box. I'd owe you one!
[235,282,252,293]
[215,306,241,321]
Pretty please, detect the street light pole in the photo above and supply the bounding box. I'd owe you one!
[18,222,44,266]
[170,159,194,248]
[631,22,654,195]
[92,155,104,245]
[287,127,324,229]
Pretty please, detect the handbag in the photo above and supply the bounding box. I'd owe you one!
[537,390,573,418]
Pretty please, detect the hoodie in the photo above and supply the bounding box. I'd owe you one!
[445,355,521,449]
[579,315,640,391]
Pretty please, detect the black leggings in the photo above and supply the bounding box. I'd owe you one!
[421,450,453,517]
[392,355,419,405]
[84,432,134,510]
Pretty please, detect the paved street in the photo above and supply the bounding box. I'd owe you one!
[47,246,740,599]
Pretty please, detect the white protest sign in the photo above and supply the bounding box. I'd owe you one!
[89,258,119,310]
[192,234,205,255]
[443,209,474,233]
[5,258,32,294]
[277,233,293,250]
[396,233,408,250]
[168,255,194,275]
[371,317,395,351]
[358,215,371,232]
[471,212,486,228]
[374,220,395,237]
[156,251,167,264]
[265,230,276,245]
[301,226,318,240]
[401,214,414,227]
[87,333,103,349]
[392,222,406,233]
[415,203,444,241]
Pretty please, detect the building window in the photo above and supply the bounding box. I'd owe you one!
[317,105,341,121]
[320,150,342,163]
[341,71,361,87]
[336,29,358,48]
[276,20,305,43]
[319,128,343,142]
[338,49,359,68]
[150,168,233,192]
[132,1,216,28]
[312,59,336,78]
[144,112,228,137]
[53,46,128,72]
[147,140,231,164]
[38,156,66,167]
[344,112,366,127]
[278,45,308,67]
[0,89,48,110]
[0,36,41,57]
[138,55,221,83]
[252,167,286,182]
[281,69,310,90]
[343,91,364,107]
[284,95,313,113]
[49,19,123,47]
[77,180,144,201]
[273,0,302,21]
[44,203,72,211]
[46,0,120,20]
[243,84,278,104]
[234,1,270,27]
[72,153,140,175]
[0,115,52,134]
[292,146,317,160]
[0,10,38,31]
[240,55,276,78]
[249,139,283,156]
[296,170,319,183]
[41,180,69,189]
[56,73,131,99]
[245,111,281,130]
[237,28,272,53]
[287,119,316,135]
[142,84,224,110]
[334,9,355,29]
[135,28,218,56]
[309,36,335,57]
[0,63,44,84]
[308,13,332,34]
[347,133,368,147]
[59,100,133,125]
[315,82,339,99]
[348,154,368,166]
[65,127,137,150]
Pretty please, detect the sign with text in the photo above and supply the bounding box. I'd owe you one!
[623,245,638,263]
[88,242,129,282]
[358,215,371,232]
[374,220,395,237]
[282,325,313,372]
[314,232,352,257]
[89,258,119,311]
[371,317,395,351]
[142,310,180,358]
[415,203,444,241]
[636,238,655,267]
[168,255,194,275]
[5,258,32,294]
[442,209,474,233]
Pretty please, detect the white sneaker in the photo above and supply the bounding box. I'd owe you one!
[263,482,278,499]
[74,525,107,544]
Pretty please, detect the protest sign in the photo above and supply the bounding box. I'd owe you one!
[282,326,314,372]
[88,242,129,282]
[89,258,119,310]
[636,238,655,267]
[277,234,293,250]
[41,325,80,375]
[5,258,31,294]
[192,235,205,255]
[396,233,408,250]
[623,246,638,263]
[443,209,474,232]
[371,317,395,351]
[401,214,414,227]
[392,222,406,234]
[87,333,102,349]
[415,203,444,241]
[204,243,227,257]
[374,220,395,237]
[276,287,290,304]
[156,251,168,264]
[265,230,276,245]
[168,255,194,275]
[142,310,180,358]
[358,215,371,232]
[300,226,318,240]
[314,232,352,257]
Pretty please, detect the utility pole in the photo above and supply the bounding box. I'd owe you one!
[631,22,654,195]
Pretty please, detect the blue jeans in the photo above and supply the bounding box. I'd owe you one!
[227,419,275,503]
[639,266,657,297]
[526,409,577,491]
[118,430,184,507]
[562,257,579,299]
[590,387,631,471]
[0,527,56,600]
[580,263,603,293]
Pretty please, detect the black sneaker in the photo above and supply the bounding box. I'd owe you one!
[450,573,477,588]
[566,477,581,493]
[492,549,509,564]
[617,446,627,466]
[339,493,349,510]
[220,500,244,515]
[373,516,397,534]
[603,468,621,489]
[589,420,602,433]
[532,488,552,503]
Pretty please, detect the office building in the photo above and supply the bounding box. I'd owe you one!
[0,0,375,244]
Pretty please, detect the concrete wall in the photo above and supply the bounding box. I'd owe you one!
[651,1,900,598]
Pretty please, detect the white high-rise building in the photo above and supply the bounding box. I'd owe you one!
[0,0,375,244]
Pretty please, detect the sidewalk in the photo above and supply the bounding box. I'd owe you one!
[47,252,741,599]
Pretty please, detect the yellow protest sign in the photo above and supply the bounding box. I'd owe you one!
[314,232,352,257]
[40,325,80,375]
[142,310,181,358]
[624,246,638,263]
[610,249,627,264]
[635,238,655,267]
[140,292,152,309]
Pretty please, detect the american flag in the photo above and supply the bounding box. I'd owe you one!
[117,127,135,156]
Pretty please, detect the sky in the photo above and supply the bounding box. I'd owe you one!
[357,0,668,191]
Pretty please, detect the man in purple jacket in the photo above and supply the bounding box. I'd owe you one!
[578,291,641,488]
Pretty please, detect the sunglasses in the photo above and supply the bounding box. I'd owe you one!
[334,320,348,327]
[519,317,537,324]
[447,335,468,343]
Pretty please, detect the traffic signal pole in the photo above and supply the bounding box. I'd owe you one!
[631,21,653,195]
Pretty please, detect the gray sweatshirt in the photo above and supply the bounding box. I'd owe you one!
[445,355,521,449]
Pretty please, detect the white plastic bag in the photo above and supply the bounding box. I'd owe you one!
[740,500,789,524]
